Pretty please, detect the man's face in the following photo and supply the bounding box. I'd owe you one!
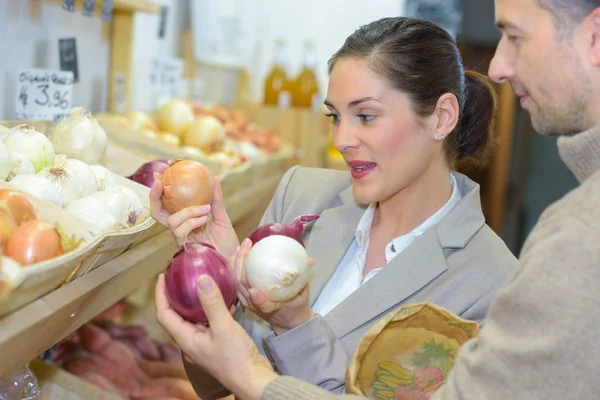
[489,0,592,136]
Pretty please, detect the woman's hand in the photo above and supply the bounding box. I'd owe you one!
[154,274,277,400]
[150,174,239,258]
[233,239,314,336]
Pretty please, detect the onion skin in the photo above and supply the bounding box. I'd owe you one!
[0,206,16,246]
[164,242,238,323]
[157,132,182,146]
[248,214,320,247]
[5,221,64,266]
[161,160,214,214]
[128,159,171,188]
[155,100,194,137]
[0,189,37,226]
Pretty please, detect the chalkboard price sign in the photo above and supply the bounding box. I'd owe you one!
[15,69,74,122]
[59,38,79,83]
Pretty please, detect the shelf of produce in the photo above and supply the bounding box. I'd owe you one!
[0,230,177,380]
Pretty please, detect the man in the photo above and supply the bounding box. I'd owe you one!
[154,0,600,398]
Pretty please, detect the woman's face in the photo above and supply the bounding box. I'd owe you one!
[326,57,446,205]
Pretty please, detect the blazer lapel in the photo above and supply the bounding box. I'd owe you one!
[322,172,486,338]
[305,186,367,306]
[324,228,448,337]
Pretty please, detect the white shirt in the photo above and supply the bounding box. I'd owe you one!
[312,173,462,316]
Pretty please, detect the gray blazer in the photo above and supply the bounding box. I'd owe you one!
[185,166,519,399]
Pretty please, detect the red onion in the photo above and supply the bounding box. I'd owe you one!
[248,214,320,247]
[128,159,171,188]
[164,242,238,324]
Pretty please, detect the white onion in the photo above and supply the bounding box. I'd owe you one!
[0,125,10,141]
[207,151,243,169]
[8,174,62,207]
[6,151,35,180]
[0,142,11,181]
[90,165,115,190]
[182,116,226,152]
[0,256,22,280]
[2,124,55,172]
[104,185,145,226]
[245,235,310,302]
[50,107,108,164]
[38,166,85,208]
[53,156,99,197]
[66,196,121,234]
[88,190,131,226]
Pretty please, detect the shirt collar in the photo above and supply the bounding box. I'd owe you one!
[354,173,462,259]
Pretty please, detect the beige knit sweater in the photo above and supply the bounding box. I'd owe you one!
[262,124,600,400]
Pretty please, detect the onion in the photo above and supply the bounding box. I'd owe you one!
[182,116,226,152]
[39,157,98,206]
[2,124,55,172]
[91,185,145,227]
[164,242,238,323]
[50,107,108,164]
[181,146,207,160]
[245,235,310,302]
[1,256,22,281]
[207,151,244,170]
[0,141,11,181]
[155,99,194,137]
[5,220,64,266]
[157,132,181,146]
[6,151,36,180]
[90,165,116,190]
[0,125,11,141]
[161,160,213,214]
[66,196,121,234]
[8,174,62,208]
[128,159,170,188]
[139,129,158,139]
[0,205,16,246]
[248,214,320,246]
[0,189,37,225]
[126,111,158,132]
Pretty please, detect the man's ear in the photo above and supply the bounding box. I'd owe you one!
[584,8,600,67]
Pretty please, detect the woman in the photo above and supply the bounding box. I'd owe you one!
[150,17,518,398]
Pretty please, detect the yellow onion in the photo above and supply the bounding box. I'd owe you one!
[183,116,226,153]
[139,129,158,139]
[126,112,158,132]
[0,189,36,226]
[5,220,64,266]
[161,160,213,214]
[155,99,194,137]
[158,132,181,146]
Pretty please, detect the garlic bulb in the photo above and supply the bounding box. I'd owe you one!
[50,107,108,164]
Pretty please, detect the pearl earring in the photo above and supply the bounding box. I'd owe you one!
[436,133,445,141]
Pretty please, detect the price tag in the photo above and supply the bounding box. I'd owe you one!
[150,57,183,106]
[62,0,75,12]
[59,38,79,83]
[15,69,74,121]
[102,0,114,21]
[82,0,95,17]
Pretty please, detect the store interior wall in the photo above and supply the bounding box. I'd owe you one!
[0,0,110,120]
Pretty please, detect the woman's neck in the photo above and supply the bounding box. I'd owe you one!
[373,165,453,238]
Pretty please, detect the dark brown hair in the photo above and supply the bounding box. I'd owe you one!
[328,17,497,167]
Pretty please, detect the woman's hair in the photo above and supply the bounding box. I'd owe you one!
[328,17,497,167]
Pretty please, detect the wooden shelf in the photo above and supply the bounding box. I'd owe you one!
[0,231,177,379]
[0,169,284,379]
[112,0,161,14]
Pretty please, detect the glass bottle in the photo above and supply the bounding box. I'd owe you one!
[292,40,320,109]
[264,38,292,108]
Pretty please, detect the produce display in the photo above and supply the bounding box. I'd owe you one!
[111,99,283,171]
[0,108,150,236]
[0,188,81,280]
[52,319,203,399]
